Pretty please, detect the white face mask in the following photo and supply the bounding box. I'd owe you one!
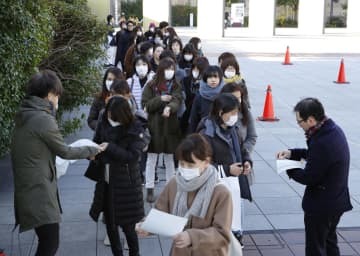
[164,69,175,80]
[192,70,199,79]
[224,70,236,79]
[164,32,169,37]
[108,118,121,127]
[137,31,143,36]
[178,166,201,181]
[154,37,162,44]
[197,43,202,50]
[136,65,148,77]
[224,114,238,127]
[150,27,155,32]
[105,80,113,91]
[184,54,193,61]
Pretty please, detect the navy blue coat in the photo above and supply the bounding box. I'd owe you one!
[287,119,353,215]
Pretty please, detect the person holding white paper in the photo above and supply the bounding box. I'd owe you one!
[136,134,233,256]
[276,98,352,256]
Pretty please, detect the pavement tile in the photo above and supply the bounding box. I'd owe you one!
[339,212,360,228]
[338,242,358,256]
[244,200,262,215]
[254,197,303,214]
[288,244,305,256]
[267,213,305,230]
[0,205,14,224]
[242,249,262,255]
[258,246,294,256]
[279,230,305,245]
[351,242,360,254]
[251,183,298,198]
[243,215,273,231]
[250,232,282,246]
[338,229,360,243]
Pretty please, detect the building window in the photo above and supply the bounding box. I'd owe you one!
[324,0,347,28]
[275,0,299,28]
[171,0,197,27]
[224,0,249,28]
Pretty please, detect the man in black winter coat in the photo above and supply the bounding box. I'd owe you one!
[114,20,135,68]
[277,98,352,256]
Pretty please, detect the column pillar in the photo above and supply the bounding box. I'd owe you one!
[298,0,325,35]
[197,0,224,39]
[346,0,360,33]
[143,0,170,29]
[248,0,275,36]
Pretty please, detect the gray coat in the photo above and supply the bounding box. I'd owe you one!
[11,96,98,232]
[236,109,257,185]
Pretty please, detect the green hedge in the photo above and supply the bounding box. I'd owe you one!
[121,0,143,20]
[171,5,197,27]
[0,0,107,157]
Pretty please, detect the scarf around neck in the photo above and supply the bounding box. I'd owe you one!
[199,80,224,101]
[305,116,328,139]
[172,165,219,219]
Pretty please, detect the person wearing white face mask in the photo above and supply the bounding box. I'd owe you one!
[136,134,233,256]
[170,38,183,62]
[178,43,197,71]
[189,37,204,57]
[127,55,155,110]
[141,57,183,203]
[198,93,253,248]
[88,67,124,131]
[150,44,164,72]
[180,56,210,135]
[87,96,147,256]
[220,57,244,85]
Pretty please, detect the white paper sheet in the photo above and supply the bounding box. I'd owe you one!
[56,139,100,179]
[276,159,305,174]
[140,208,188,237]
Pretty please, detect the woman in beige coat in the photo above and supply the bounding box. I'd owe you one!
[137,134,232,256]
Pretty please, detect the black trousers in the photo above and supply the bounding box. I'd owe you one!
[304,213,342,256]
[104,185,139,256]
[34,223,59,256]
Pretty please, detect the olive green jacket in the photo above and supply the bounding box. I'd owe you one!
[11,96,98,232]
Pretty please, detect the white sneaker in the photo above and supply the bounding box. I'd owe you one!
[104,234,111,246]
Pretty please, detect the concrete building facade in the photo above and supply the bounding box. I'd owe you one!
[141,0,360,38]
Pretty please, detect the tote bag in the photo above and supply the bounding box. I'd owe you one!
[218,165,242,231]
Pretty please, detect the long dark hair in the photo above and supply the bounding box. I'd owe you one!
[209,93,239,126]
[221,82,249,125]
[151,57,176,91]
[105,96,134,127]
[98,67,124,100]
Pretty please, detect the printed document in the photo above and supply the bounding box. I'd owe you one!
[276,159,305,174]
[56,139,100,178]
[141,208,188,237]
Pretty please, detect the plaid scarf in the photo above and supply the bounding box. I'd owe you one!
[305,116,328,139]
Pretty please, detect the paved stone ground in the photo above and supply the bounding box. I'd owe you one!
[1,31,360,255]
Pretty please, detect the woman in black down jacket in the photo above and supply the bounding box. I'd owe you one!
[88,96,146,256]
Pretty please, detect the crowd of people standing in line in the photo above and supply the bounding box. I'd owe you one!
[8,13,352,256]
[85,15,258,255]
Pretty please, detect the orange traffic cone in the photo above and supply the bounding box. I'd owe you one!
[258,85,279,122]
[334,58,350,84]
[282,46,293,65]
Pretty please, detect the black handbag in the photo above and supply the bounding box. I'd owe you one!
[84,159,103,182]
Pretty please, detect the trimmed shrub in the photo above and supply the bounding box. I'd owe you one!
[0,0,107,157]
[171,5,197,27]
[0,0,53,156]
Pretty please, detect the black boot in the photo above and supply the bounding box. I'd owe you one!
[146,188,155,203]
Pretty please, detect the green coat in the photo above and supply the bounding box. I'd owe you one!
[141,81,183,154]
[11,96,98,232]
